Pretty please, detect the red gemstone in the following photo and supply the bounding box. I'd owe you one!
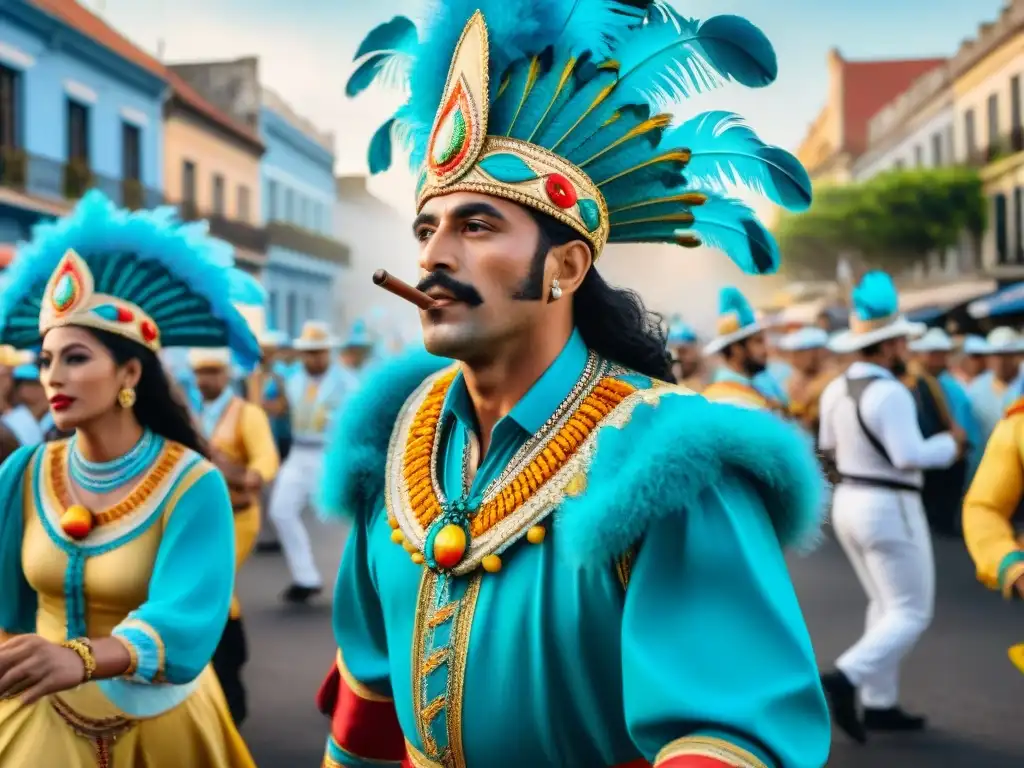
[140,321,158,342]
[545,174,577,208]
[116,307,134,322]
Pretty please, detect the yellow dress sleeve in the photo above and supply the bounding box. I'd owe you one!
[239,403,280,483]
[962,415,1024,596]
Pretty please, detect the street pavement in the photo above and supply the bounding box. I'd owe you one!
[237,517,1023,767]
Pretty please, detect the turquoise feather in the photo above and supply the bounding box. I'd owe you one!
[346,53,394,98]
[368,119,396,174]
[353,15,417,61]
[663,111,812,211]
[0,191,261,369]
[690,196,780,275]
[852,271,898,320]
[719,285,756,326]
[228,268,267,306]
[532,60,620,151]
[477,153,539,183]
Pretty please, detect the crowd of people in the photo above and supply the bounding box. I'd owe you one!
[0,1,1020,766]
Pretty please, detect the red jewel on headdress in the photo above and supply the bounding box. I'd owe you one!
[116,307,134,322]
[140,320,158,342]
[545,174,577,209]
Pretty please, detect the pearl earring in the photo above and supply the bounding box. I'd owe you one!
[550,279,562,300]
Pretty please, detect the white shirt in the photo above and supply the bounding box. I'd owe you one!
[819,361,958,488]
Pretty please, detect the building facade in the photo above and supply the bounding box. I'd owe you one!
[796,48,945,185]
[951,0,1024,278]
[164,60,267,274]
[0,0,165,248]
[259,87,347,338]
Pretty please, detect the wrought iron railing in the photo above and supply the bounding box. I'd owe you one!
[266,219,349,264]
[178,201,269,254]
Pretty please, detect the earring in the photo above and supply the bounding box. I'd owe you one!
[550,279,563,300]
[118,387,137,409]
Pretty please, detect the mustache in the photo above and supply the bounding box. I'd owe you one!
[416,272,484,307]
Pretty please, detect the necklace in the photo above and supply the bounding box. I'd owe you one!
[68,429,164,494]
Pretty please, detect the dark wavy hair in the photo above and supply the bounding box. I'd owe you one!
[84,328,209,457]
[527,208,674,381]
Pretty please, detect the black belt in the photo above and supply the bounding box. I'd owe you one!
[838,473,921,493]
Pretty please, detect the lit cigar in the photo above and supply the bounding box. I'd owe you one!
[372,269,437,310]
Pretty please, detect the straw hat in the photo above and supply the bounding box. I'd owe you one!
[828,272,925,354]
[188,347,232,370]
[292,321,339,351]
[704,286,762,356]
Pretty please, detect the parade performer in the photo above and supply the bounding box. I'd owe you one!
[1,363,49,447]
[269,320,356,602]
[703,287,787,410]
[254,328,291,553]
[967,327,1023,443]
[189,346,279,725]
[777,326,832,435]
[906,328,981,536]
[339,318,376,379]
[818,272,965,743]
[316,3,830,767]
[666,321,704,391]
[952,334,989,386]
[0,191,257,766]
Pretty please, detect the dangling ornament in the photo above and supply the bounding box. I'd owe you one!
[60,504,94,540]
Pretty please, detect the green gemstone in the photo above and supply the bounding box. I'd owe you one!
[577,199,601,232]
[433,107,467,166]
[53,273,76,309]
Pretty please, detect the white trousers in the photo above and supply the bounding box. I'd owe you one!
[832,484,935,708]
[268,444,323,588]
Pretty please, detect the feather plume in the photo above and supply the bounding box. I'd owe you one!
[0,191,261,368]
[689,196,780,275]
[852,271,899,320]
[719,285,756,326]
[228,268,267,307]
[663,111,811,211]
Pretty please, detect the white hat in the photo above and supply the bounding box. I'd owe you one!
[909,328,953,353]
[962,334,991,355]
[188,347,232,370]
[703,286,762,356]
[778,326,829,352]
[258,329,289,349]
[985,326,1023,354]
[827,271,925,354]
[292,320,339,351]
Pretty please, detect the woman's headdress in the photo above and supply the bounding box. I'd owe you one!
[348,0,810,272]
[0,191,261,369]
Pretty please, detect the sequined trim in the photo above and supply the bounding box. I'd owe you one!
[655,735,769,768]
[51,695,135,768]
[410,570,482,768]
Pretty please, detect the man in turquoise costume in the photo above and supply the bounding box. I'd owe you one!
[702,286,788,411]
[316,2,830,767]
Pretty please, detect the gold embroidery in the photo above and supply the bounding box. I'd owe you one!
[655,735,769,768]
[51,695,135,768]
[410,570,435,756]
[427,602,457,627]
[421,695,446,725]
[422,648,449,675]
[445,573,481,768]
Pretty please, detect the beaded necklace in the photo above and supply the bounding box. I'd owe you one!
[68,429,163,494]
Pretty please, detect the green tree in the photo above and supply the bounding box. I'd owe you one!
[775,166,987,279]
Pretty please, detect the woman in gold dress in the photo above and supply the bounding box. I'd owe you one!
[0,191,260,766]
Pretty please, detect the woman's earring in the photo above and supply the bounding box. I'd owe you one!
[118,387,137,409]
[550,279,563,300]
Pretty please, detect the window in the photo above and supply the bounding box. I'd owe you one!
[1014,75,1022,132]
[267,179,278,220]
[212,173,225,215]
[988,93,1000,147]
[286,292,297,337]
[237,184,251,221]
[299,197,308,228]
[66,99,90,163]
[1015,187,1023,263]
[931,132,942,166]
[0,64,21,148]
[995,193,1008,265]
[121,122,140,181]
[965,108,976,157]
[181,160,196,206]
[913,144,923,167]
[284,188,294,221]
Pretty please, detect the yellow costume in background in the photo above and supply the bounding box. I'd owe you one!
[962,397,1024,597]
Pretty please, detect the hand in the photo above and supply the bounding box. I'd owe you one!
[244,469,264,492]
[0,634,87,705]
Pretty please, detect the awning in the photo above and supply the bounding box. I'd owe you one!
[898,279,997,313]
[968,282,1024,318]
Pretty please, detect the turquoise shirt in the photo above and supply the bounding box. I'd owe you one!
[711,367,790,407]
[937,370,983,483]
[329,331,829,768]
[967,370,1018,445]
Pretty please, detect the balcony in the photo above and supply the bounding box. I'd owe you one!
[179,201,269,259]
[979,128,1024,184]
[266,219,349,265]
[0,147,163,212]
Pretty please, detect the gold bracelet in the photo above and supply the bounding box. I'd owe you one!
[60,638,97,683]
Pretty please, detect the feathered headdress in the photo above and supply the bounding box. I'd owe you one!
[703,285,760,354]
[348,0,810,273]
[828,270,924,354]
[0,191,261,370]
[666,320,697,345]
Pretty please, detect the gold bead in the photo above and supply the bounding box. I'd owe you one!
[403,540,416,553]
[411,552,425,565]
[526,526,545,544]
[564,472,587,497]
[388,516,400,529]
[481,554,502,573]
[390,528,405,544]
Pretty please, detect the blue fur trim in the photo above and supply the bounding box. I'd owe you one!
[0,191,261,369]
[318,347,452,520]
[556,392,826,565]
